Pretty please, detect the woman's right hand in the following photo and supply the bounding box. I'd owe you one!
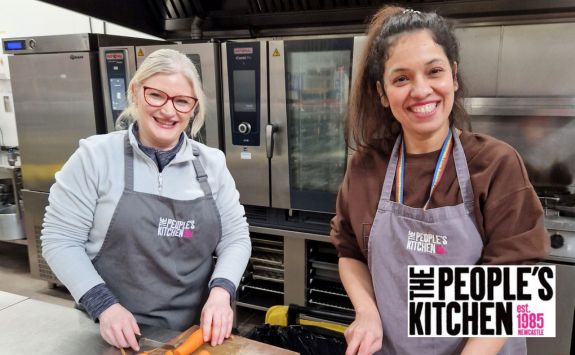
[98,303,141,351]
[344,309,383,355]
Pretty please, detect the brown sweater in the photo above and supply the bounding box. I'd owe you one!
[330,130,550,265]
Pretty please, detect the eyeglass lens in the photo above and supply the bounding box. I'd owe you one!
[144,87,196,113]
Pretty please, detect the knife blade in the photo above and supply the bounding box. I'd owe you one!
[138,336,176,352]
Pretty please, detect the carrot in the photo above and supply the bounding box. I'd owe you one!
[172,329,205,355]
[195,350,210,355]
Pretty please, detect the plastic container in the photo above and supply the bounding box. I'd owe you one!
[0,204,24,240]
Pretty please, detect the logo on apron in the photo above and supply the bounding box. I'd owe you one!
[157,217,196,238]
[406,230,448,255]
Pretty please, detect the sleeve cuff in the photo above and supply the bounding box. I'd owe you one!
[79,283,119,320]
[209,278,237,302]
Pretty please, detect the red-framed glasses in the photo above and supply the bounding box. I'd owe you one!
[143,86,198,113]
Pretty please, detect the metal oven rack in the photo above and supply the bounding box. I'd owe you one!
[236,233,285,311]
[307,240,354,315]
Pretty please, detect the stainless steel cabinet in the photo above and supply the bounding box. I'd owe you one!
[455,26,501,97]
[499,23,575,96]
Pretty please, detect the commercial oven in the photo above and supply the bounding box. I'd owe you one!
[222,36,366,232]
[2,34,161,283]
[466,98,575,354]
[100,42,223,149]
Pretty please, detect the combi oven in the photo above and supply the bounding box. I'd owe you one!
[222,36,366,231]
[99,42,223,149]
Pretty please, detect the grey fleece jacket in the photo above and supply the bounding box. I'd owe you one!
[41,127,251,303]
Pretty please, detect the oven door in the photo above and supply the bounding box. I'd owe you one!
[268,37,356,213]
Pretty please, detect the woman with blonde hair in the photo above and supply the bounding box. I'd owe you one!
[42,49,251,351]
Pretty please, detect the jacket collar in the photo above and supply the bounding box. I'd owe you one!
[127,123,197,164]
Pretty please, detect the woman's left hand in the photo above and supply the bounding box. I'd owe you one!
[200,287,234,346]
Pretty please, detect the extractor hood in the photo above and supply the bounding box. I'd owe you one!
[39,0,575,40]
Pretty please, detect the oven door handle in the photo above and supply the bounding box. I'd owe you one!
[266,124,278,159]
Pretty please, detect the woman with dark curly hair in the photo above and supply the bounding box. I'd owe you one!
[330,6,548,355]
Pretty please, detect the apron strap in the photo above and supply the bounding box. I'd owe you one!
[191,146,213,198]
[381,136,402,202]
[124,134,135,191]
[451,127,474,208]
[378,127,474,210]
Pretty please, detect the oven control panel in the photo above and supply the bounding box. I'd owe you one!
[226,42,261,146]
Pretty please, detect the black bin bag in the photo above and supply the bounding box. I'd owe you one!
[247,304,352,355]
[247,323,347,355]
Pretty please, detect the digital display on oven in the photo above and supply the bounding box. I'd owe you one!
[109,78,127,111]
[3,40,26,51]
[233,70,256,113]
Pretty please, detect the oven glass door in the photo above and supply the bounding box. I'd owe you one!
[280,38,353,213]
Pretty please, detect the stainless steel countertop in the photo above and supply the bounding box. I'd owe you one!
[0,290,28,311]
[0,292,179,354]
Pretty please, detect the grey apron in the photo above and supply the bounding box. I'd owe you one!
[368,127,526,355]
[92,135,221,331]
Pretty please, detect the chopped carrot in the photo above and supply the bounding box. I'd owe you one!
[195,350,210,355]
[173,329,205,355]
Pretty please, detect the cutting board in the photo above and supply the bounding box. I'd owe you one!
[135,325,297,355]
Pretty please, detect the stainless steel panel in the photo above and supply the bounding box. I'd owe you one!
[455,26,501,96]
[136,43,223,149]
[21,190,54,282]
[222,42,270,207]
[10,52,101,191]
[499,23,575,96]
[284,237,306,305]
[0,298,108,354]
[465,97,575,117]
[2,34,92,54]
[99,46,138,133]
[527,262,575,355]
[269,40,291,209]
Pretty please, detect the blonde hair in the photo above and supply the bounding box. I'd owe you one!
[115,48,206,138]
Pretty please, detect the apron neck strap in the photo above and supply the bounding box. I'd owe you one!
[381,127,474,208]
[191,146,213,197]
[124,134,135,191]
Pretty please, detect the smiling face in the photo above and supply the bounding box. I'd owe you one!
[379,30,458,152]
[133,72,196,150]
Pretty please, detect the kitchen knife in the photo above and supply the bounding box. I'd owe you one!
[138,336,176,352]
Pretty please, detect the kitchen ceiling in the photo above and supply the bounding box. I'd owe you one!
[39,0,575,39]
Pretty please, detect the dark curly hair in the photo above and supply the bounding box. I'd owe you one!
[347,6,469,155]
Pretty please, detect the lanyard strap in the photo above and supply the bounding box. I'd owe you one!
[395,129,453,209]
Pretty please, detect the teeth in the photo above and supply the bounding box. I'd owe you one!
[154,118,177,126]
[412,103,436,113]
